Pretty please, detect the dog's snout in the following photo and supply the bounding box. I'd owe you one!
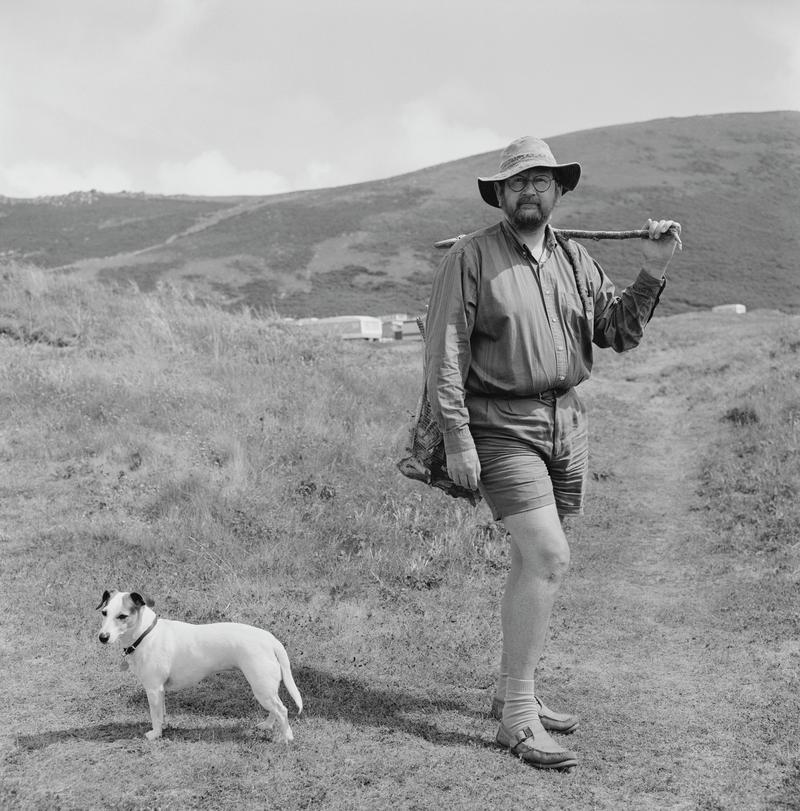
[99,632,110,644]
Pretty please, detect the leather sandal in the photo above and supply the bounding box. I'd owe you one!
[491,695,579,734]
[496,722,578,771]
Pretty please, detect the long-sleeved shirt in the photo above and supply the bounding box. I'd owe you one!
[425,220,666,455]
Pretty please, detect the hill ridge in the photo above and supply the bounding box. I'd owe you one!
[1,111,798,318]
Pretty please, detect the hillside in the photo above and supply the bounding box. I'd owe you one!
[1,111,798,317]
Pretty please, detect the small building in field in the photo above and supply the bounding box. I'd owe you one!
[398,318,424,340]
[379,313,425,341]
[711,304,747,314]
[294,315,383,341]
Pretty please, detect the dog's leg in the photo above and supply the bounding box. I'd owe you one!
[144,686,166,740]
[257,699,292,743]
[256,715,277,733]
[249,681,293,743]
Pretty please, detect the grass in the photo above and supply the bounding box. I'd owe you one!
[1,264,799,809]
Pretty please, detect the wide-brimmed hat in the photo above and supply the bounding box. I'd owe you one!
[478,136,581,207]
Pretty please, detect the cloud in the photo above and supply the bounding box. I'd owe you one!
[397,100,505,167]
[0,162,133,198]
[764,12,800,107]
[314,99,505,186]
[155,150,291,196]
[296,162,339,191]
[140,0,217,55]
[0,149,293,199]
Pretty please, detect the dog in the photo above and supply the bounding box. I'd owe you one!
[97,589,302,742]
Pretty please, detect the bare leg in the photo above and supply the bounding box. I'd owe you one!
[497,502,578,762]
[502,503,570,680]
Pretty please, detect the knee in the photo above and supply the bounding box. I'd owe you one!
[540,540,570,582]
[505,508,571,582]
[519,534,570,583]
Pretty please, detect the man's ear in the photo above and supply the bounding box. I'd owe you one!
[494,181,504,205]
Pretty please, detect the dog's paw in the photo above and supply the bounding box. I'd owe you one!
[257,719,294,743]
[145,729,162,741]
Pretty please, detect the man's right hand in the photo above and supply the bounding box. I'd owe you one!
[446,447,481,491]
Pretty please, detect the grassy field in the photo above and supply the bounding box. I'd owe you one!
[1,265,798,809]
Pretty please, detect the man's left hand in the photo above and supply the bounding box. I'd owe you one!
[641,218,682,277]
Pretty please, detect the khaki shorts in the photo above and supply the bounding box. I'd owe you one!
[466,389,588,520]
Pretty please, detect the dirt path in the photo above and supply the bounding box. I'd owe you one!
[557,314,796,807]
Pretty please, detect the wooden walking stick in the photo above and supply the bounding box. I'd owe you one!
[434,226,681,249]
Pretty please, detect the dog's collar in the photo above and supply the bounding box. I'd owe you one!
[123,616,158,656]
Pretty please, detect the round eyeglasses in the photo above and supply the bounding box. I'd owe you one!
[506,174,553,193]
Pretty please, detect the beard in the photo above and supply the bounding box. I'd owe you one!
[499,191,553,233]
[511,200,546,230]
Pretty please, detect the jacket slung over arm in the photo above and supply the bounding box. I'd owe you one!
[424,246,477,455]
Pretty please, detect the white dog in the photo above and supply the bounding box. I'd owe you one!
[97,589,302,742]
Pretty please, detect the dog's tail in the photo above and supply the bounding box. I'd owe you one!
[275,641,303,714]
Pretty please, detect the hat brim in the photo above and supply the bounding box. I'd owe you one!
[478,161,581,207]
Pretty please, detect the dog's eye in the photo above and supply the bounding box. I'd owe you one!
[117,613,128,620]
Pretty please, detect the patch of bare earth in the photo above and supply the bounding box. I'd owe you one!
[556,313,798,808]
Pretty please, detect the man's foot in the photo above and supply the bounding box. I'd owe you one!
[490,695,579,734]
[496,720,578,770]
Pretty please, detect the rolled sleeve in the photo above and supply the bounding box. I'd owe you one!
[591,262,667,352]
[443,425,476,456]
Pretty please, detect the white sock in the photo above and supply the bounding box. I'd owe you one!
[501,677,539,733]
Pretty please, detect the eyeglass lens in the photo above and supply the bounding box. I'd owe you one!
[507,174,552,193]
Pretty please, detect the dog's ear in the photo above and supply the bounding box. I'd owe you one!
[96,589,113,610]
[130,592,154,609]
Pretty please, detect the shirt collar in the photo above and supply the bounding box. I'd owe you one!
[501,220,557,257]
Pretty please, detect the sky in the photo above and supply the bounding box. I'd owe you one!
[1,0,798,198]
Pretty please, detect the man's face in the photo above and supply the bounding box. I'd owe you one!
[496,169,560,232]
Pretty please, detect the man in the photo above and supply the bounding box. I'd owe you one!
[424,135,681,770]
